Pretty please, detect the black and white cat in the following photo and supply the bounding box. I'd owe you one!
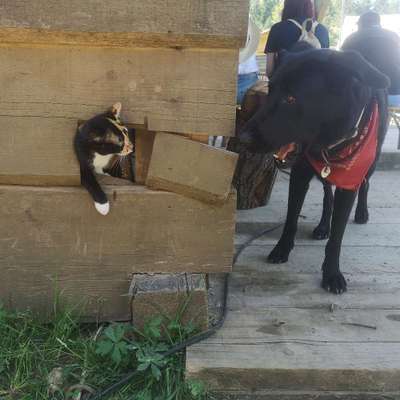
[74,102,135,216]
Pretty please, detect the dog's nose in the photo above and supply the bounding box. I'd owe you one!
[238,130,254,146]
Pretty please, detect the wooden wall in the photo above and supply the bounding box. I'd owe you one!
[0,184,236,320]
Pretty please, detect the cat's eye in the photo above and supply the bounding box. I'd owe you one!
[122,127,128,134]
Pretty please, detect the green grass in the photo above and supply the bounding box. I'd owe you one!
[0,302,210,400]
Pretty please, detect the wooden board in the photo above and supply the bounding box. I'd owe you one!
[188,343,400,392]
[0,0,248,49]
[213,391,400,400]
[0,46,237,185]
[146,133,238,204]
[0,183,235,319]
[135,131,209,184]
[135,129,156,184]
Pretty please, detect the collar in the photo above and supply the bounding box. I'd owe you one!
[326,106,366,151]
[106,117,126,131]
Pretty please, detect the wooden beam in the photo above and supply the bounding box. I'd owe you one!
[146,133,238,204]
[0,0,249,49]
[0,183,235,319]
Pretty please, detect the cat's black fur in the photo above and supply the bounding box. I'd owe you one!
[74,103,135,215]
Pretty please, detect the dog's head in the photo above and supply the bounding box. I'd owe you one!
[239,49,390,153]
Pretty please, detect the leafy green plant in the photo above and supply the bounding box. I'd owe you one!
[95,324,131,365]
[0,301,209,400]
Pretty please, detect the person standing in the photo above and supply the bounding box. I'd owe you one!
[237,54,259,105]
[342,10,400,106]
[264,0,330,78]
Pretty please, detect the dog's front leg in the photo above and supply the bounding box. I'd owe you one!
[322,188,357,294]
[268,157,314,263]
[354,179,369,224]
[313,182,334,240]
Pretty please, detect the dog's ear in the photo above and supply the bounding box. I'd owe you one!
[330,50,390,90]
[270,49,332,85]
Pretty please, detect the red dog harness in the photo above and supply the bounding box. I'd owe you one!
[306,101,379,191]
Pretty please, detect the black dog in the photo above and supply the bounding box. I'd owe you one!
[240,48,389,294]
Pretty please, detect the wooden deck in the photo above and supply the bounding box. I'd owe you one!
[186,171,400,399]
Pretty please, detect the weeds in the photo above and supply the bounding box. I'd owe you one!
[0,303,208,400]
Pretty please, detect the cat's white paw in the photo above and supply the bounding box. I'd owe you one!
[94,201,110,216]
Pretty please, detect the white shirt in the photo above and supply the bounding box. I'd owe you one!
[238,54,259,75]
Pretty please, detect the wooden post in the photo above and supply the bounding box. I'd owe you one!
[227,81,277,210]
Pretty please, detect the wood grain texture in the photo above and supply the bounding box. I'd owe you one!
[0,183,235,271]
[135,129,156,184]
[0,46,237,184]
[0,0,248,47]
[0,29,245,50]
[146,133,238,204]
[187,353,400,391]
[0,184,235,318]
[214,390,400,400]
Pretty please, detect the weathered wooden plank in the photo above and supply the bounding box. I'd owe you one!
[187,343,400,392]
[0,263,133,321]
[235,221,400,247]
[0,30,244,51]
[234,245,400,275]
[0,0,248,48]
[0,184,235,318]
[146,133,238,204]
[214,390,400,400]
[227,271,400,311]
[0,184,235,271]
[135,129,156,184]
[198,309,400,343]
[0,47,237,132]
[0,47,237,185]
[131,273,208,331]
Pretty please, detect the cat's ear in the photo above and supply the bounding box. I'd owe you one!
[110,102,122,119]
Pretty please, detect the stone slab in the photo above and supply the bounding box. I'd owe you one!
[131,273,208,331]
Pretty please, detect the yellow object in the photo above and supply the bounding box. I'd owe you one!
[256,30,270,55]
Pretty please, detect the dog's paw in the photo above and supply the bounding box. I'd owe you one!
[312,224,330,240]
[321,271,347,294]
[267,243,292,264]
[94,201,110,216]
[354,206,369,224]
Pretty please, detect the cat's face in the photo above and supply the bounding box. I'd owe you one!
[81,102,134,156]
